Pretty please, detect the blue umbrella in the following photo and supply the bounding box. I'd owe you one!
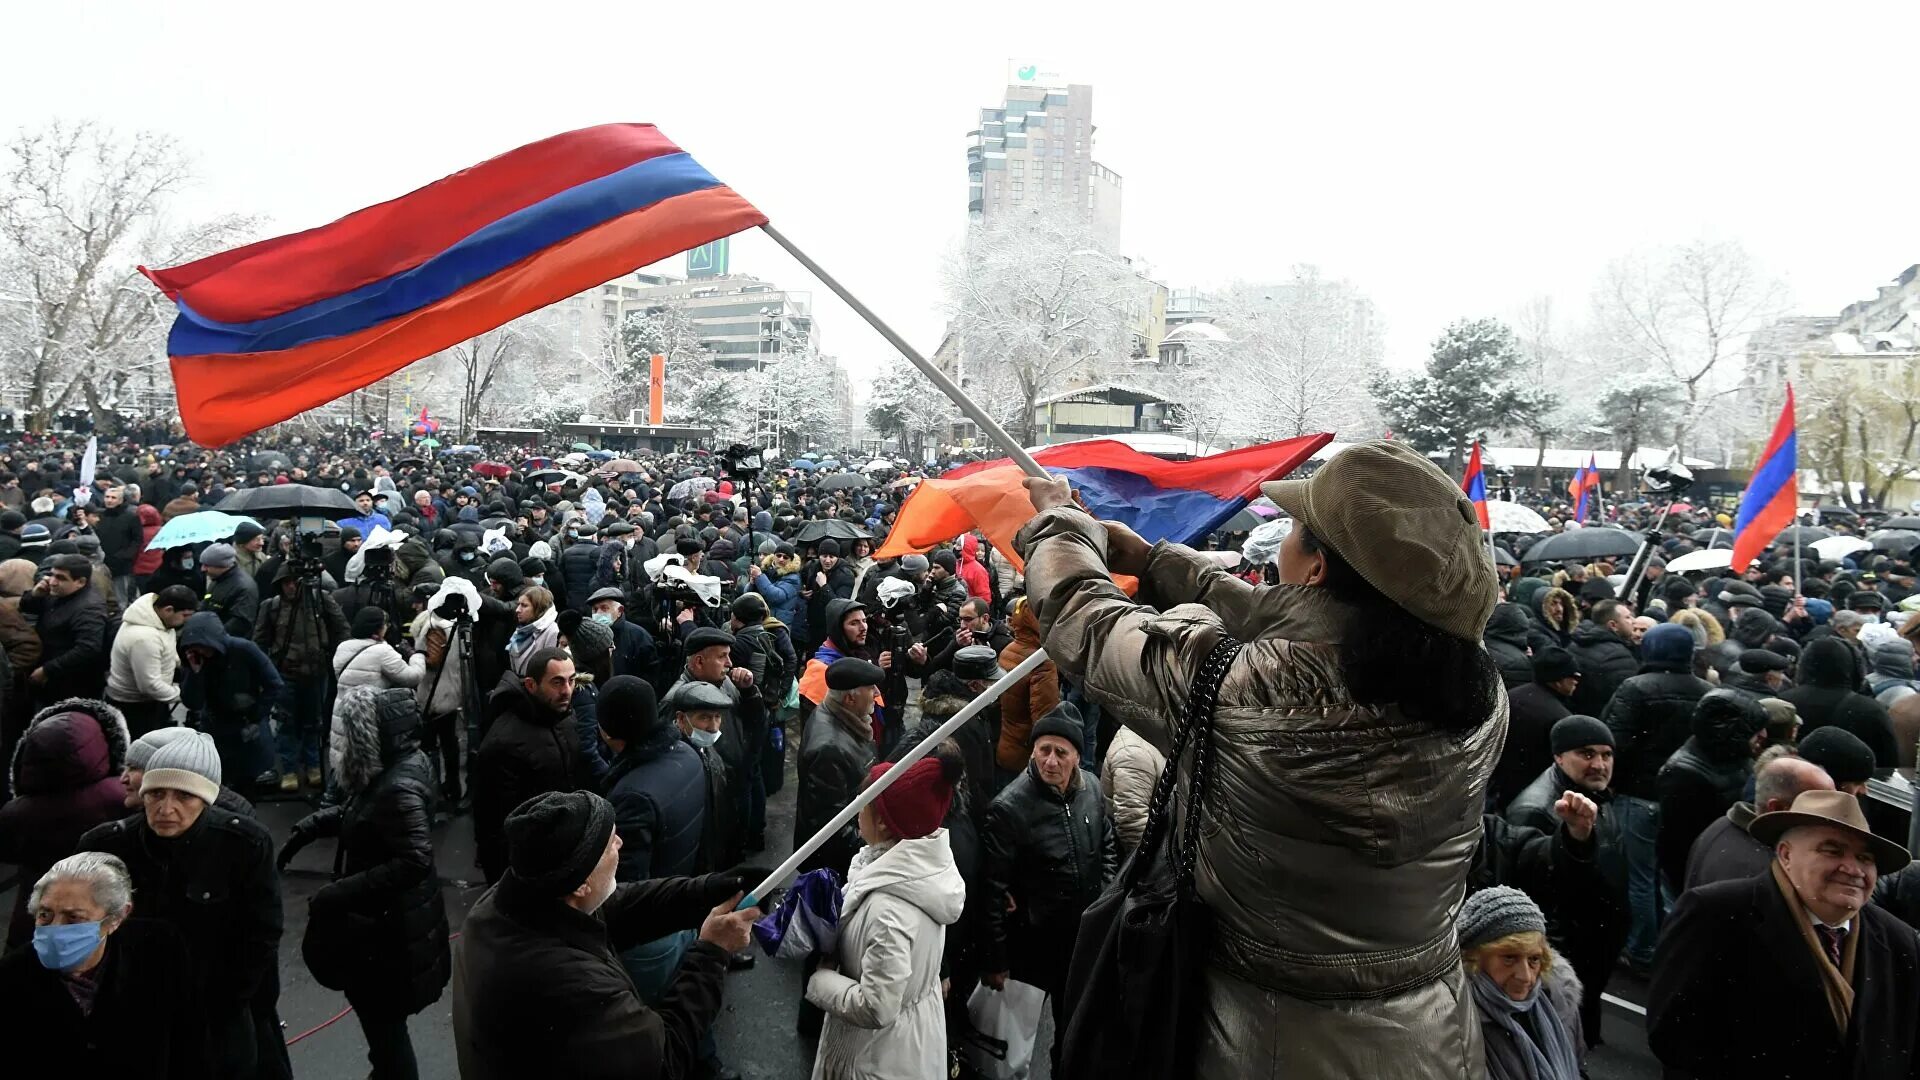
[817,459,842,469]
[146,510,253,551]
[587,450,617,462]
[788,458,818,471]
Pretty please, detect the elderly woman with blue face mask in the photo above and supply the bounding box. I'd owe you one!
[0,851,207,1076]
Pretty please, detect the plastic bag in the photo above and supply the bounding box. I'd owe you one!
[963,979,1046,1080]
[751,867,841,960]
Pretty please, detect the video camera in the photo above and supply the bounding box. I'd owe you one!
[292,527,328,586]
[720,442,764,482]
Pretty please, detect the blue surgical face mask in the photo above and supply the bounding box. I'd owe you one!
[687,727,720,749]
[591,612,615,626]
[33,920,103,971]
[530,576,545,588]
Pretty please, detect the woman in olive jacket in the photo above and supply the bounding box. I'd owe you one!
[1016,441,1506,1079]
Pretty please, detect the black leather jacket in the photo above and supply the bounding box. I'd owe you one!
[1602,667,1714,800]
[1655,690,1767,891]
[980,763,1118,974]
[1505,764,1627,894]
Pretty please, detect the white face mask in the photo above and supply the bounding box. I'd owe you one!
[687,727,720,749]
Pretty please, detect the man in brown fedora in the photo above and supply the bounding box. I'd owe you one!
[1648,789,1920,1078]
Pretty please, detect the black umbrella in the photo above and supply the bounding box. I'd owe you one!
[215,484,358,521]
[1691,527,1734,550]
[393,456,428,470]
[1518,527,1646,563]
[794,519,874,544]
[1219,507,1264,533]
[1775,525,1832,545]
[1814,505,1861,520]
[1879,515,1920,531]
[1493,547,1519,567]
[246,451,290,473]
[1868,529,1920,553]
[818,473,872,491]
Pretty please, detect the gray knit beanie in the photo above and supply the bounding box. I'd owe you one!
[1457,886,1546,950]
[126,726,195,771]
[140,731,222,805]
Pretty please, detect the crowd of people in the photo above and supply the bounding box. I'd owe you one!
[0,426,1918,1078]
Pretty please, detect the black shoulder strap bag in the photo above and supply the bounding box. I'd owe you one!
[1055,636,1243,1080]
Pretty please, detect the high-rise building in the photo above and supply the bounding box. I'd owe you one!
[968,79,1122,250]
[623,274,817,373]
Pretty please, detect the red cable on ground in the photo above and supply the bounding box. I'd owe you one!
[286,1006,354,1046]
[283,930,464,1047]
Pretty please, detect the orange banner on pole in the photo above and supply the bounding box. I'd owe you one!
[648,354,665,424]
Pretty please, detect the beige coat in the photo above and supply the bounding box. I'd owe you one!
[1099,723,1165,857]
[1017,507,1505,1079]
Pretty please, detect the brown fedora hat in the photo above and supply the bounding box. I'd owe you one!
[1749,789,1910,872]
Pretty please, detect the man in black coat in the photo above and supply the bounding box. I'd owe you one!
[800,538,856,656]
[1491,646,1580,810]
[1566,598,1641,717]
[1650,789,1920,1079]
[1504,714,1628,1042]
[199,543,260,641]
[1785,637,1901,767]
[92,484,143,604]
[450,790,764,1080]
[981,702,1118,1073]
[19,553,109,709]
[472,648,589,883]
[1656,689,1768,897]
[1683,752,1834,890]
[77,732,287,1080]
[1600,621,1711,968]
[598,676,704,883]
[588,586,657,682]
[794,657,882,878]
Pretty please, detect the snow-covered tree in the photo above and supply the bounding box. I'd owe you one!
[752,328,848,453]
[943,206,1153,444]
[866,355,956,457]
[1175,269,1384,443]
[1594,372,1686,489]
[1372,318,1534,470]
[435,304,607,438]
[1591,238,1788,456]
[0,122,254,431]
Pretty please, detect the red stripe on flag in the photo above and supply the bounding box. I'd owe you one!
[143,125,686,321]
[169,185,765,446]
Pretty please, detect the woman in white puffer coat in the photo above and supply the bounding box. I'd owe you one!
[333,605,426,691]
[807,742,967,1080]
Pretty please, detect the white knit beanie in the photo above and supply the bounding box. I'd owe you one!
[140,731,221,805]
[126,726,195,772]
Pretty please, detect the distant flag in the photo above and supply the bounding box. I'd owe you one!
[1461,442,1490,529]
[1569,453,1601,522]
[1731,386,1798,574]
[412,406,440,436]
[875,435,1331,570]
[141,124,768,446]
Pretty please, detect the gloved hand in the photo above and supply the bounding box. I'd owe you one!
[714,866,776,904]
[277,821,316,871]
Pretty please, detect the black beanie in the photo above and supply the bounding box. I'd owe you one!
[350,605,388,639]
[1550,714,1613,755]
[504,790,615,896]
[1032,701,1085,754]
[931,548,958,574]
[816,538,841,558]
[597,675,658,744]
[1798,726,1875,786]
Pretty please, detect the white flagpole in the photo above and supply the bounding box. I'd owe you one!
[743,648,1048,909]
[746,223,1057,910]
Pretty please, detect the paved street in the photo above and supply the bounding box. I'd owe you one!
[4,758,1662,1079]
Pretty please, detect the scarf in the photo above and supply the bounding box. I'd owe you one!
[1770,860,1857,1035]
[1469,970,1581,1080]
[508,607,556,656]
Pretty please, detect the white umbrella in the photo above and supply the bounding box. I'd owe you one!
[1485,500,1552,534]
[860,458,894,473]
[1811,535,1872,560]
[1666,548,1735,573]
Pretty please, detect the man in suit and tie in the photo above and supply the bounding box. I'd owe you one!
[1648,789,1920,1078]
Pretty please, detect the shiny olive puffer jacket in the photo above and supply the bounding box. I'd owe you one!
[1017,507,1505,1079]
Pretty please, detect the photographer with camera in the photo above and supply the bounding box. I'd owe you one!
[256,554,351,793]
[335,538,413,648]
[413,578,486,808]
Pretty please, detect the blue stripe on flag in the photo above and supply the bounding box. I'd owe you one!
[1734,433,1797,534]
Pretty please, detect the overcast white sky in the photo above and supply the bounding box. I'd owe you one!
[7,2,1919,392]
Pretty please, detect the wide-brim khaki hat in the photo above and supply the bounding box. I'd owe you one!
[1262,440,1497,642]
[1748,788,1910,873]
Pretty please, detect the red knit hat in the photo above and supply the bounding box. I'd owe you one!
[868,759,955,840]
